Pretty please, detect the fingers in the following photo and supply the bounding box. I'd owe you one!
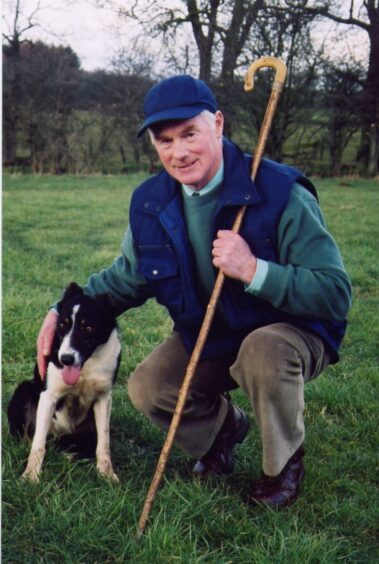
[36,310,58,380]
[212,230,257,284]
[212,230,244,260]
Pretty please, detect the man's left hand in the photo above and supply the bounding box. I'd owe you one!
[212,230,257,284]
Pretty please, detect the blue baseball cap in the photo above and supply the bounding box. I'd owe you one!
[137,75,218,137]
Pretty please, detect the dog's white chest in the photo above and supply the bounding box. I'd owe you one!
[48,329,120,434]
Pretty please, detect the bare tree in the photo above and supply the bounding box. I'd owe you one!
[94,1,323,147]
[78,65,155,172]
[2,0,79,169]
[2,0,41,165]
[234,4,322,161]
[2,0,41,55]
[95,2,266,112]
[282,0,378,174]
[3,40,80,172]
[321,59,365,176]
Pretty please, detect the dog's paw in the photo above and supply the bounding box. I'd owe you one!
[97,460,119,483]
[100,469,120,483]
[20,467,40,484]
[20,449,44,483]
[106,470,120,483]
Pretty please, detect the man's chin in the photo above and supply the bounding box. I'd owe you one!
[175,174,202,189]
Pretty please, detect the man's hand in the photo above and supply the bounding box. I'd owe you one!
[212,230,257,284]
[37,310,58,380]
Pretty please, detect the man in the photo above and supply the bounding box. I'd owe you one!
[37,75,352,508]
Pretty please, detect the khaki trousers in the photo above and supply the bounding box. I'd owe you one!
[128,323,330,476]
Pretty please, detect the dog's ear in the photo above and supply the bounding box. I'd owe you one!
[56,283,84,313]
[56,282,83,311]
[62,282,84,301]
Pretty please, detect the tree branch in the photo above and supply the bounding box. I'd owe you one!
[280,1,370,31]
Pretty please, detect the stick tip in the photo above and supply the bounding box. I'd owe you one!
[137,515,147,538]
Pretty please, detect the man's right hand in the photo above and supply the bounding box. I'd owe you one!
[37,310,58,379]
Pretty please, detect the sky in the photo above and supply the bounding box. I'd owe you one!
[2,0,370,72]
[2,0,122,70]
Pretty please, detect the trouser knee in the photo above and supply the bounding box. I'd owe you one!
[127,365,156,416]
[231,324,304,395]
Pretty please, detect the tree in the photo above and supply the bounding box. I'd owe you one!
[234,3,322,162]
[96,0,370,172]
[2,0,40,165]
[283,0,378,174]
[2,0,40,55]
[320,59,365,176]
[3,40,80,172]
[101,0,321,141]
[76,67,155,172]
[2,1,82,171]
[97,1,270,134]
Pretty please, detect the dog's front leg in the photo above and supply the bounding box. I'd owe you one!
[93,393,119,482]
[21,390,56,483]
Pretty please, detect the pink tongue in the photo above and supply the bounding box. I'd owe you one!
[62,365,81,385]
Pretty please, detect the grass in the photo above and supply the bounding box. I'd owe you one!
[2,174,379,563]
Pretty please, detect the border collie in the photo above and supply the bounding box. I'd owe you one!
[7,282,121,483]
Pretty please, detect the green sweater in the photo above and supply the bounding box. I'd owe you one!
[84,183,352,322]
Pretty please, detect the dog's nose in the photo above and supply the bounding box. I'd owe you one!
[60,354,75,366]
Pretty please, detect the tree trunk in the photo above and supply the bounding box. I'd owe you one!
[186,0,221,82]
[360,20,379,174]
[368,122,378,175]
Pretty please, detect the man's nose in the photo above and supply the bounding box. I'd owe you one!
[171,139,189,159]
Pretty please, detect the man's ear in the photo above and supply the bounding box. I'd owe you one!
[215,110,224,138]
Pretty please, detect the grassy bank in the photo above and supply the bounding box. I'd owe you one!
[2,174,378,562]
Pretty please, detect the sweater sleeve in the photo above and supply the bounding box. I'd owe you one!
[248,183,352,321]
[83,226,151,315]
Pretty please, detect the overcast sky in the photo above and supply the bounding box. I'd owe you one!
[3,0,122,70]
[2,0,370,72]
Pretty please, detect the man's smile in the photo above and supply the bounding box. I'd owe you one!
[174,160,198,171]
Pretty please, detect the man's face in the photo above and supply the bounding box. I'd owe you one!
[152,111,224,191]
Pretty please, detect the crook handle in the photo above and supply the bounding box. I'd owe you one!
[244,56,287,93]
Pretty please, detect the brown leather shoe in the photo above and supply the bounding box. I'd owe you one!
[192,401,249,477]
[248,446,305,508]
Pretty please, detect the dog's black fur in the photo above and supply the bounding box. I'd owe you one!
[7,282,121,482]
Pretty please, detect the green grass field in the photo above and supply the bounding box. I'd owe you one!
[2,174,378,563]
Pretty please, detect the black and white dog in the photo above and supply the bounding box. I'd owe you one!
[7,282,121,483]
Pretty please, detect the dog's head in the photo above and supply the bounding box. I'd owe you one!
[56,282,117,385]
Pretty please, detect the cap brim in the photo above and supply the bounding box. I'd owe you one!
[137,106,205,137]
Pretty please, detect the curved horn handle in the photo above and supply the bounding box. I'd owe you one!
[244,56,287,93]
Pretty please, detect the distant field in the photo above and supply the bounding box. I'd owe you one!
[2,174,378,562]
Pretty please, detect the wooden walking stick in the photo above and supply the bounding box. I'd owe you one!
[137,56,287,537]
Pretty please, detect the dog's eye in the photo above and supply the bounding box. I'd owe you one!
[84,326,94,334]
[59,318,70,330]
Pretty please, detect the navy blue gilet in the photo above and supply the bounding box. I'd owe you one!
[129,138,346,362]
